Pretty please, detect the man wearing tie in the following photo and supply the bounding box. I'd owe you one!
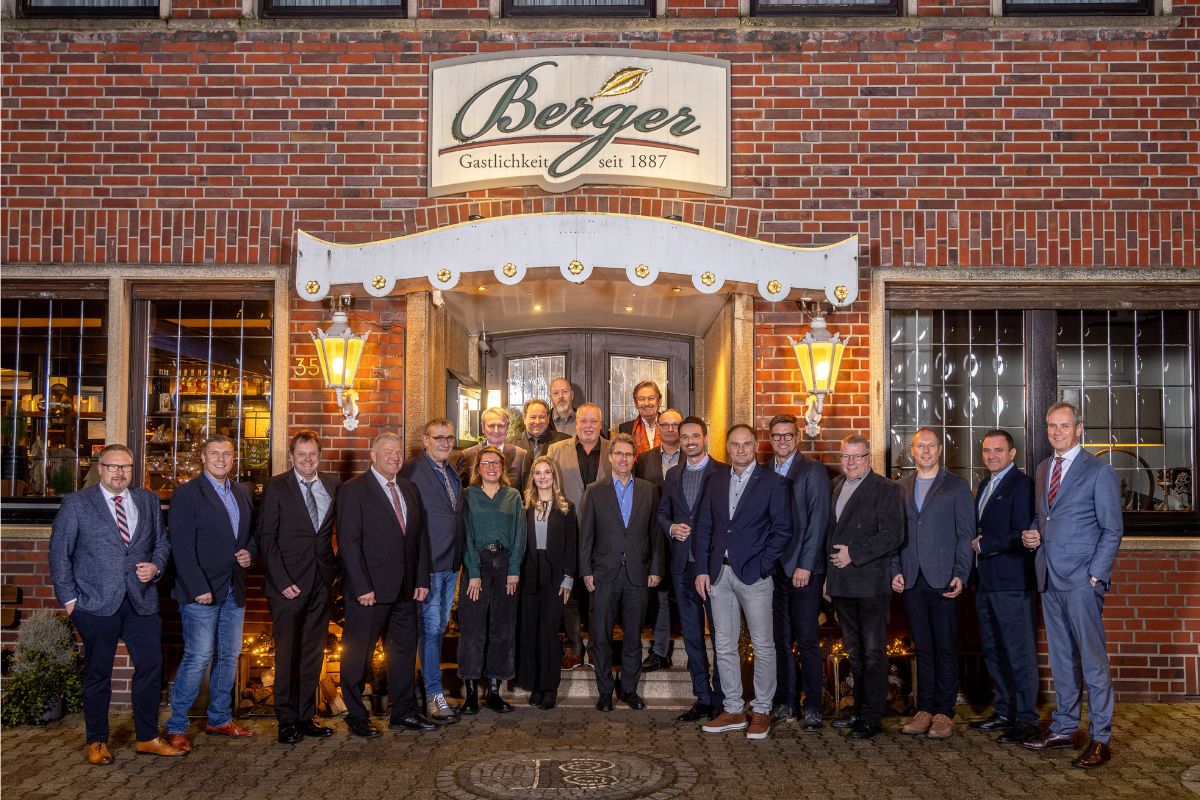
[50,443,183,764]
[892,428,974,740]
[338,432,434,738]
[969,429,1039,744]
[656,415,725,722]
[166,435,257,750]
[766,414,831,732]
[694,425,792,741]
[1021,403,1123,768]
[399,417,465,724]
[512,399,568,461]
[579,433,664,712]
[257,430,341,745]
[635,407,684,673]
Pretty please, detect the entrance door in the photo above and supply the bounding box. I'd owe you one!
[485,331,692,429]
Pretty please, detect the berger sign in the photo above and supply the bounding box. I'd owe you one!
[429,49,730,197]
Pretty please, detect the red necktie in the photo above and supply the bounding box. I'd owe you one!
[387,481,407,536]
[114,494,131,546]
[1047,456,1064,509]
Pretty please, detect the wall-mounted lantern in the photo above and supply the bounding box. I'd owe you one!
[789,307,848,438]
[310,295,369,431]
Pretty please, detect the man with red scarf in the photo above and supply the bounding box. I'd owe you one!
[617,381,663,457]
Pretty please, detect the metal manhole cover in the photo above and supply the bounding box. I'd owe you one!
[437,747,698,800]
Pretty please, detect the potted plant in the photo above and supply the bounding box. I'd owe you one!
[1,610,83,727]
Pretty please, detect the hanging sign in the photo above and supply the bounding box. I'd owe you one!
[429,49,730,198]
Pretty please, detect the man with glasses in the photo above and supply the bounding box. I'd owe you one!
[513,398,568,461]
[258,429,341,745]
[766,414,831,731]
[694,425,791,740]
[399,418,466,724]
[453,407,528,490]
[50,443,182,764]
[167,435,257,751]
[635,408,684,672]
[825,434,904,740]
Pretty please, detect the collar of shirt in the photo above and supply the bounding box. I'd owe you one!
[613,474,634,490]
[731,461,756,481]
[844,470,869,488]
[294,469,322,489]
[370,466,400,492]
[987,462,1015,485]
[686,454,710,471]
[204,471,231,496]
[773,453,795,476]
[554,412,575,427]
[423,452,458,483]
[661,447,681,465]
[100,484,128,506]
[1054,444,1082,466]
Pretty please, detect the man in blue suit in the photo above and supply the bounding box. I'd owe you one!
[1021,402,1123,768]
[694,424,791,741]
[766,413,831,732]
[656,415,726,722]
[166,435,257,751]
[969,429,1039,744]
[892,427,974,740]
[50,443,183,764]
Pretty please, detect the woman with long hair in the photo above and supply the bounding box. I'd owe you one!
[515,456,578,710]
[457,445,526,714]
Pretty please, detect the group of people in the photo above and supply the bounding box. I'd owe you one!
[50,372,1122,771]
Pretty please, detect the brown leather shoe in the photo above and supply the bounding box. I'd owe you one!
[927,714,954,739]
[902,710,933,735]
[166,733,193,753]
[205,721,256,737]
[745,711,771,740]
[1022,730,1079,750]
[85,742,113,766]
[1071,740,1111,768]
[136,737,187,757]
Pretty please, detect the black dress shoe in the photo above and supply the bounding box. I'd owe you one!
[771,704,796,724]
[596,694,614,712]
[538,691,558,710]
[346,718,381,739]
[676,702,714,722]
[277,725,301,745]
[969,713,1012,731]
[849,720,881,739]
[999,724,1041,744]
[298,720,334,738]
[641,653,672,672]
[831,714,859,730]
[388,714,437,732]
[624,692,646,710]
[802,709,823,731]
[1022,730,1078,750]
[529,691,544,707]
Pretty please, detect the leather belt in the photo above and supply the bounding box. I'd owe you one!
[483,543,505,552]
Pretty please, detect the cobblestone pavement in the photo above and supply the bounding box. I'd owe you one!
[3,703,1198,800]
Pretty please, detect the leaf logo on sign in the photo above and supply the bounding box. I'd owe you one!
[591,67,651,100]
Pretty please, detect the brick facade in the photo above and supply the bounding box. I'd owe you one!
[2,2,1197,705]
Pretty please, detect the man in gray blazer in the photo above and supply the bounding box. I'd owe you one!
[547,402,611,669]
[579,433,664,712]
[891,428,975,740]
[49,443,183,764]
[1021,402,1123,768]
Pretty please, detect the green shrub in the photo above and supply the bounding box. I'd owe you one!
[1,610,83,727]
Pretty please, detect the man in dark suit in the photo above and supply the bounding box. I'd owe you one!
[634,407,683,672]
[398,417,465,725]
[892,427,974,740]
[969,429,1039,744]
[166,434,257,751]
[656,415,725,722]
[1021,403,1123,768]
[766,414,831,732]
[694,424,792,741]
[338,431,434,738]
[257,429,341,745]
[453,407,528,490]
[617,380,663,456]
[512,398,568,461]
[50,443,183,764]
[579,433,664,712]
[826,433,904,740]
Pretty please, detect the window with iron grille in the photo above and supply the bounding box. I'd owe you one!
[752,0,899,17]
[20,0,158,16]
[261,0,406,16]
[503,0,654,18]
[1003,0,1152,14]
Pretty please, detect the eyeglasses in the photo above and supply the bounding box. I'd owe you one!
[427,435,455,444]
[839,452,871,462]
[770,432,796,441]
[98,463,133,473]
[478,460,503,469]
[659,423,680,430]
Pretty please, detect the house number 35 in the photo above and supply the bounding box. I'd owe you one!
[292,356,321,378]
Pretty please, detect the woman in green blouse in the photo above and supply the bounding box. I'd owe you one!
[458,445,527,715]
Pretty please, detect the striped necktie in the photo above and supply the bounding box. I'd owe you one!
[113,494,131,546]
[1047,456,1065,509]
[387,481,407,536]
[302,480,320,530]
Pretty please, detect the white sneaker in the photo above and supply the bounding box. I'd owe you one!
[428,693,459,724]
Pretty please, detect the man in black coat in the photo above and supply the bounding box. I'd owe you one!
[258,429,341,744]
[579,433,664,712]
[825,434,904,740]
[634,407,684,672]
[512,398,568,461]
[337,432,433,738]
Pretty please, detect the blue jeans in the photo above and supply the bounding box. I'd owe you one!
[167,588,244,733]
[419,570,458,697]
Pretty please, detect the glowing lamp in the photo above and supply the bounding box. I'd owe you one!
[310,295,369,431]
[789,312,848,438]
